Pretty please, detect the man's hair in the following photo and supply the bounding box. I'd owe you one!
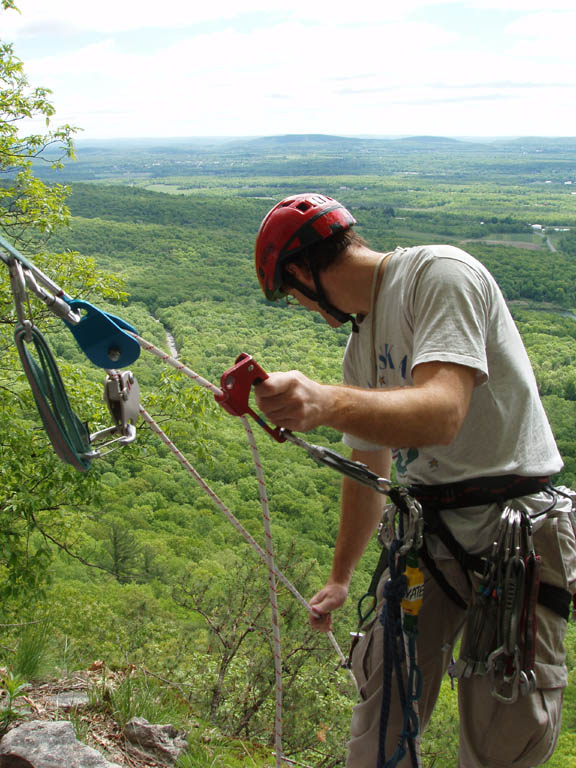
[281,228,367,287]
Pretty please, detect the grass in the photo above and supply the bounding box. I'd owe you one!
[13,622,50,681]
[88,669,191,730]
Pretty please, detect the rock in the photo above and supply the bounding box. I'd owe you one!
[124,717,188,764]
[43,692,90,711]
[0,721,122,768]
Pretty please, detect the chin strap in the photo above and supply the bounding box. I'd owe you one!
[289,263,359,332]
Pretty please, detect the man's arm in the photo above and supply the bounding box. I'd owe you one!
[255,361,476,447]
[309,447,391,632]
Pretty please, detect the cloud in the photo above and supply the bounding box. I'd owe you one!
[4,1,575,138]
[4,0,576,41]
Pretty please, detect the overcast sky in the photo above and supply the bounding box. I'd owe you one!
[2,0,575,140]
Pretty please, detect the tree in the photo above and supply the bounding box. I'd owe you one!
[0,8,76,247]
[173,552,355,765]
[103,522,142,584]
[0,2,123,609]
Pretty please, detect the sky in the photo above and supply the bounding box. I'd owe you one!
[1,0,575,140]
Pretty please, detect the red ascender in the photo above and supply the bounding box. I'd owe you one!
[215,353,287,442]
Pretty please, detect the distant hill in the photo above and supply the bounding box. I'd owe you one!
[223,133,488,153]
[34,132,576,183]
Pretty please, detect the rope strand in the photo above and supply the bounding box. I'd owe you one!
[138,406,347,664]
[242,415,284,765]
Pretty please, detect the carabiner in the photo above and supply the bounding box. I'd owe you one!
[8,259,30,336]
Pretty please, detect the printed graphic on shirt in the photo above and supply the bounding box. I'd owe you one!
[378,345,409,387]
[393,447,419,480]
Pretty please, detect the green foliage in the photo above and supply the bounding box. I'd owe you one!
[559,229,576,258]
[176,729,273,768]
[0,22,77,245]
[97,672,190,730]
[0,669,28,733]
[0,9,131,604]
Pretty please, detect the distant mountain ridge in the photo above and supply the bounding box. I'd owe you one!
[74,133,576,154]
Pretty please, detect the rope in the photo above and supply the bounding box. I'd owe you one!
[14,323,92,471]
[139,394,355,767]
[243,415,284,763]
[138,405,348,666]
[139,407,283,765]
[131,333,220,395]
[133,335,350,665]
[377,539,422,768]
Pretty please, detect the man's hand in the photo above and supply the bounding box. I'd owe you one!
[254,371,326,432]
[308,582,349,632]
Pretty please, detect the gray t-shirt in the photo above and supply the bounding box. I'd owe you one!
[342,244,562,485]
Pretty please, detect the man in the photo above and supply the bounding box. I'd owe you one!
[253,193,576,768]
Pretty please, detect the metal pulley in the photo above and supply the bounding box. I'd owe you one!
[89,371,140,455]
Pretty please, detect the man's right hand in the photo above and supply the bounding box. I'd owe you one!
[308,582,349,632]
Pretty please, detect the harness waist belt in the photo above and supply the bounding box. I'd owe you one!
[407,476,570,621]
[409,474,550,510]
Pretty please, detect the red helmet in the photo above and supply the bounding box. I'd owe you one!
[255,193,356,300]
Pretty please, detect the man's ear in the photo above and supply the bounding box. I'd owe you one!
[285,261,311,282]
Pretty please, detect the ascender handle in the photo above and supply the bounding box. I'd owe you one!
[215,353,286,442]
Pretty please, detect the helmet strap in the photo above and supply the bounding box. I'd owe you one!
[289,264,359,333]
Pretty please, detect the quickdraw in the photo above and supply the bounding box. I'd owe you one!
[453,505,541,703]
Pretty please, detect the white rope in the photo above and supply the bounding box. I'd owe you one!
[133,334,355,762]
[242,415,284,764]
[131,333,221,395]
[140,406,286,764]
[137,405,348,662]
[132,335,350,664]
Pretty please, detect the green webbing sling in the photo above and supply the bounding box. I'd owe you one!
[14,323,92,472]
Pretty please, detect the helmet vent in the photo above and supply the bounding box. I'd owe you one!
[296,202,310,212]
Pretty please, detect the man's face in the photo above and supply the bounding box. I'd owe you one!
[285,287,344,328]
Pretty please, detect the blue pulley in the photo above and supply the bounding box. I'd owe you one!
[65,300,140,368]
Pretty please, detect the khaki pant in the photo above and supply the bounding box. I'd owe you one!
[348,507,576,768]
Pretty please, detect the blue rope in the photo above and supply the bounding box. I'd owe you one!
[14,323,92,471]
[377,537,422,768]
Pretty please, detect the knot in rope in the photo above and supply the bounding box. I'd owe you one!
[383,572,407,606]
